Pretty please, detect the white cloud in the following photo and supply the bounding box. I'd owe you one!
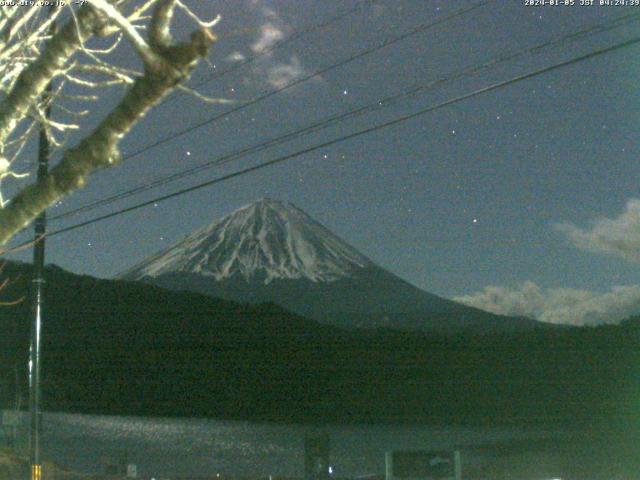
[251,21,285,54]
[454,281,640,326]
[264,55,304,88]
[555,198,640,263]
[226,52,246,63]
[244,1,307,90]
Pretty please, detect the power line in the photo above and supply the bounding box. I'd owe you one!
[36,35,640,243]
[121,0,493,161]
[49,10,640,222]
[179,0,375,93]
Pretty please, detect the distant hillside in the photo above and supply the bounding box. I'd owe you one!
[0,261,638,426]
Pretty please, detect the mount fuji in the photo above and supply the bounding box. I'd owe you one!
[120,198,541,334]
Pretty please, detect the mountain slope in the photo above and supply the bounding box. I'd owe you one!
[122,198,542,334]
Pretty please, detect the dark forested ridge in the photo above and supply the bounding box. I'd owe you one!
[0,261,638,427]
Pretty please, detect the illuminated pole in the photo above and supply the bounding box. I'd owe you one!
[28,103,49,480]
[29,27,53,480]
[28,120,48,480]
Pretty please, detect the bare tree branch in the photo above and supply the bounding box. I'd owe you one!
[0,5,105,150]
[0,0,217,246]
[89,0,163,66]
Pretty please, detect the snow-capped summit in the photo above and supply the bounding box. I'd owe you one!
[121,198,374,284]
[122,198,543,334]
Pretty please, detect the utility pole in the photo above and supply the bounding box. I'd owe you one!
[29,13,54,478]
[28,93,49,480]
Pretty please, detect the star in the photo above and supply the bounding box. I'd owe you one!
[343,90,348,95]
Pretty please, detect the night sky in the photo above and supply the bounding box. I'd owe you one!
[5,0,640,325]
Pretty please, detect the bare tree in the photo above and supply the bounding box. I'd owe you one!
[0,0,220,246]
